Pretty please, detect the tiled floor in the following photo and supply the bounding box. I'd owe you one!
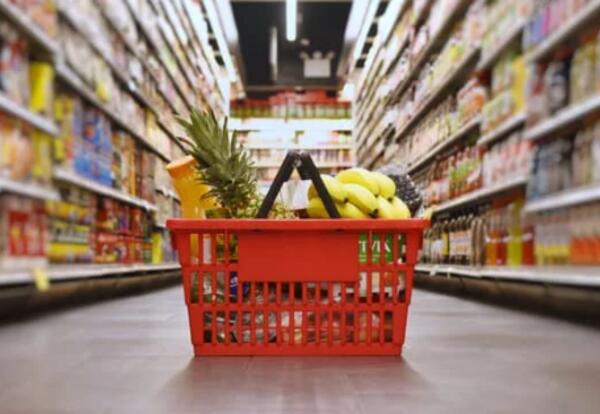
[0,285,599,413]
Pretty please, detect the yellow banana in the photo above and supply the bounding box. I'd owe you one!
[307,197,329,218]
[372,172,397,200]
[336,168,380,195]
[375,196,396,219]
[390,197,411,219]
[343,183,378,215]
[338,202,369,219]
[307,174,348,203]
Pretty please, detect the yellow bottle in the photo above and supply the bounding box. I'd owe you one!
[166,155,216,219]
[167,156,216,264]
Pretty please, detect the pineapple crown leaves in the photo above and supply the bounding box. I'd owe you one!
[177,108,258,217]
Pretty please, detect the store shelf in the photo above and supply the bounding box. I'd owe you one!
[407,117,481,174]
[244,143,353,150]
[55,63,171,162]
[477,112,526,146]
[527,0,600,62]
[394,47,480,143]
[525,184,600,214]
[57,6,171,125]
[477,20,526,72]
[124,0,193,112]
[0,177,59,201]
[524,94,600,142]
[434,175,527,214]
[389,0,471,103]
[416,263,600,288]
[254,161,354,169]
[53,167,158,212]
[231,118,353,131]
[0,94,58,136]
[0,0,58,55]
[0,263,181,287]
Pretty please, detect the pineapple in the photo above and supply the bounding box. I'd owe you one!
[178,108,258,218]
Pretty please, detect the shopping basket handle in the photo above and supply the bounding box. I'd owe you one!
[256,150,341,218]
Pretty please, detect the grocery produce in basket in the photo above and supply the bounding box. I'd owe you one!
[305,168,412,219]
[378,164,424,216]
[175,108,294,219]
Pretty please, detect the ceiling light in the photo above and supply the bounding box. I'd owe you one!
[286,0,297,41]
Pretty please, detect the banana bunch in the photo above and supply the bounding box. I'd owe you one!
[306,168,412,219]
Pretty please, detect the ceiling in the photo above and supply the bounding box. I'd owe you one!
[231,0,352,98]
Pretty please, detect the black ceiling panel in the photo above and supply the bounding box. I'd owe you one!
[232,1,351,96]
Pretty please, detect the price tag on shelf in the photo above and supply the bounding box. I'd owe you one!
[32,267,50,292]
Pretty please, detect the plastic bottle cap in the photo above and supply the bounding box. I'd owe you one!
[167,156,197,178]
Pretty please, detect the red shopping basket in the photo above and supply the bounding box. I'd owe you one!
[167,152,427,356]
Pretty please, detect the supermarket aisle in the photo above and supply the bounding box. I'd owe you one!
[0,287,599,414]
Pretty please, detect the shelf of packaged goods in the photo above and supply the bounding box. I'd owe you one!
[477,112,526,147]
[156,15,198,99]
[95,4,181,119]
[407,117,481,174]
[389,0,471,104]
[157,0,203,90]
[524,94,600,142]
[527,0,600,63]
[433,175,528,215]
[244,144,354,150]
[180,0,227,107]
[415,263,600,288]
[254,161,354,169]
[0,0,58,56]
[230,118,353,132]
[394,47,480,143]
[356,105,385,149]
[57,7,175,123]
[55,63,172,163]
[524,184,600,214]
[0,263,181,287]
[0,93,58,136]
[379,0,411,48]
[0,177,59,201]
[123,0,193,112]
[477,19,526,72]
[53,167,158,212]
[357,45,383,105]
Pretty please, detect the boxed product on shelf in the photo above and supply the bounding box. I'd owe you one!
[11,0,58,37]
[0,21,29,105]
[527,31,599,126]
[29,62,54,116]
[481,52,527,133]
[523,0,593,51]
[0,194,48,269]
[0,113,53,183]
[47,184,96,264]
[532,202,600,266]
[528,119,600,200]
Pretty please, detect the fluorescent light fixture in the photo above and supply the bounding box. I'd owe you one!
[286,0,297,41]
[203,0,238,82]
[270,27,278,81]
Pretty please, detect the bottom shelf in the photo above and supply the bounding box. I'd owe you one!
[0,263,181,287]
[415,263,600,288]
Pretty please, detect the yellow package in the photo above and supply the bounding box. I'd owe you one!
[151,232,163,264]
[29,62,55,116]
[32,130,53,183]
[511,56,527,114]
